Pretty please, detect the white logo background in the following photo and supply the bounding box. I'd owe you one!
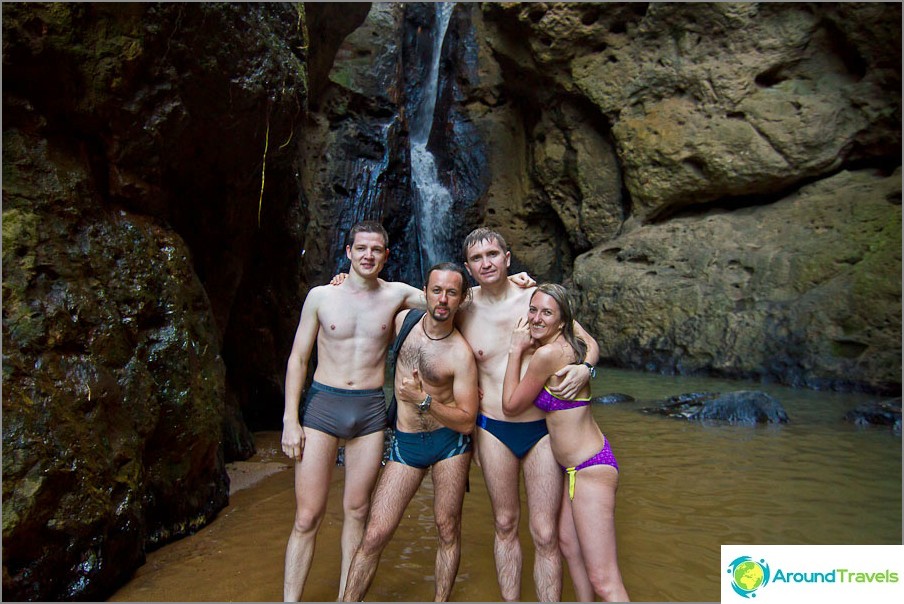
[721,545,904,603]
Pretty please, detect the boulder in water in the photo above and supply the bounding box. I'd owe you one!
[641,391,790,424]
[591,393,636,405]
[843,398,902,433]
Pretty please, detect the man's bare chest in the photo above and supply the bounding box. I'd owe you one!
[460,305,521,363]
[317,293,398,341]
[398,330,453,386]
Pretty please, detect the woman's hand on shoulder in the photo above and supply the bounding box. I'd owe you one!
[508,272,536,289]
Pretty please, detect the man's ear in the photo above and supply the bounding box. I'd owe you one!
[505,251,512,267]
[345,245,352,260]
[463,261,473,277]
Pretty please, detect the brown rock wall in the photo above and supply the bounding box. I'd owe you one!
[474,3,900,390]
[574,169,902,392]
[481,3,900,220]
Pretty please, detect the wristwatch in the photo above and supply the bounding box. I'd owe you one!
[583,362,598,379]
[418,394,432,413]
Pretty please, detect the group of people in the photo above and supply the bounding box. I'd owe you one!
[281,221,630,602]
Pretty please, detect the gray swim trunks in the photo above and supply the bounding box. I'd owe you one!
[302,381,387,439]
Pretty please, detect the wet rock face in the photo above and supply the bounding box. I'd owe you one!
[300,3,491,286]
[2,3,309,599]
[574,168,902,392]
[482,3,901,219]
[299,3,419,285]
[471,2,900,391]
[3,129,228,601]
[3,1,311,438]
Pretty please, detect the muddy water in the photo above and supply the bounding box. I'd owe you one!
[110,369,901,602]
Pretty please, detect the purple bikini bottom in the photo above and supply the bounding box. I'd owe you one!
[562,437,619,500]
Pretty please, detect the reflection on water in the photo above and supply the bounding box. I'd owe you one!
[109,369,901,602]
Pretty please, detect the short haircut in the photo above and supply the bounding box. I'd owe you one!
[425,262,472,304]
[346,221,389,248]
[461,227,508,261]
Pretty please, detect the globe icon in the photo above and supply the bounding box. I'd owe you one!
[733,560,765,592]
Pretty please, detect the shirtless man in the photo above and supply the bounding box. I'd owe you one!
[456,227,600,602]
[342,263,479,603]
[281,221,425,601]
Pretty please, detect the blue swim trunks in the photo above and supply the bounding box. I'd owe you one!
[389,427,472,469]
[476,414,549,459]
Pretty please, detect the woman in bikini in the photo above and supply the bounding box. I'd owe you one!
[502,283,630,602]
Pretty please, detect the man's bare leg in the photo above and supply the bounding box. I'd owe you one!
[522,435,564,602]
[430,451,471,602]
[342,461,426,601]
[337,430,386,600]
[284,429,339,601]
[476,428,524,601]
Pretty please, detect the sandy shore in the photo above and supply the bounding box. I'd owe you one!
[224,431,291,494]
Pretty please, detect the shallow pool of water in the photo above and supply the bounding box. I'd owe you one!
[110,369,901,601]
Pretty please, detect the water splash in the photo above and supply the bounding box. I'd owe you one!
[410,2,455,272]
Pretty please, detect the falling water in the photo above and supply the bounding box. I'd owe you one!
[410,2,455,272]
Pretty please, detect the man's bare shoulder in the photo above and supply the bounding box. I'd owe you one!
[441,330,478,371]
[302,283,332,303]
[380,278,416,294]
[452,328,475,353]
[381,279,425,309]
[511,284,536,303]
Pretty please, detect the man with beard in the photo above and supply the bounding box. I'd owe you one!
[342,262,479,603]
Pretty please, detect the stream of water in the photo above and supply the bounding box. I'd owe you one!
[109,369,901,602]
[410,2,456,273]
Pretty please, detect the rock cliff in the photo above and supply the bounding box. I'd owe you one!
[2,3,312,599]
[466,2,901,389]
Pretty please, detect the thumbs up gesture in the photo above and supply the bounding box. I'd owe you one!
[398,368,426,408]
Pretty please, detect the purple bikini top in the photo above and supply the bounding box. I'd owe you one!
[533,387,591,413]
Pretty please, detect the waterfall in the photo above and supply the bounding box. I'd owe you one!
[410,2,455,273]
